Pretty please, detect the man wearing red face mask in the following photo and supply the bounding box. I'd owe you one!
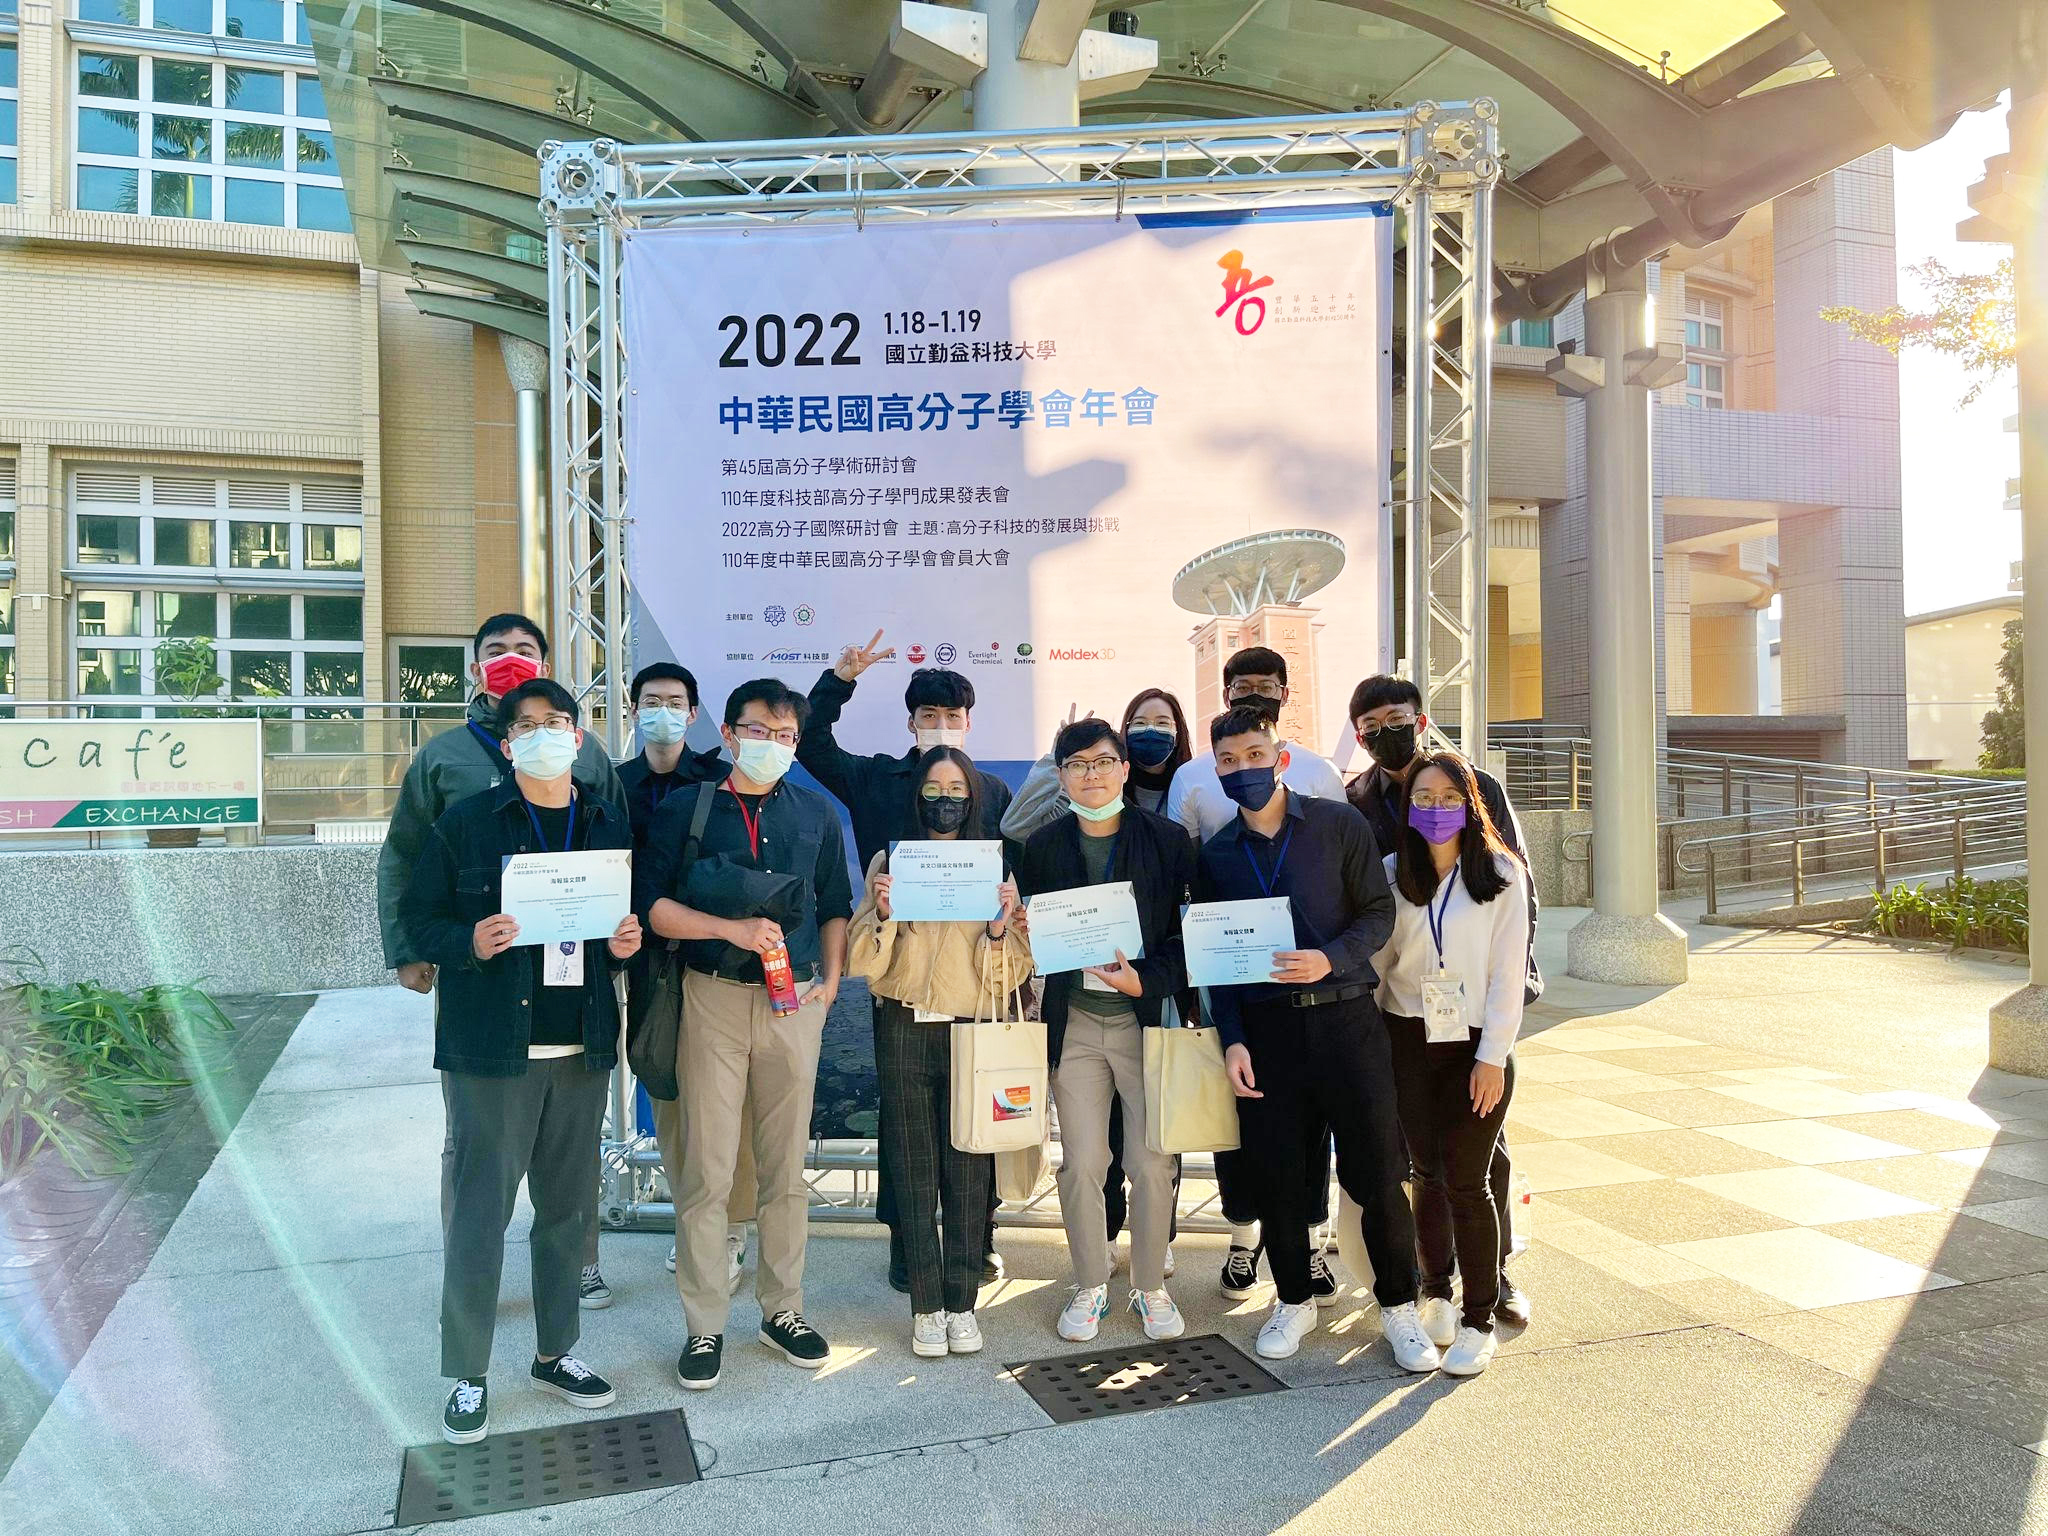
[381,614,627,1295]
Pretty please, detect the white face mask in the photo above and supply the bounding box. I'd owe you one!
[733,736,796,785]
[510,727,578,781]
[637,704,690,745]
[915,727,967,751]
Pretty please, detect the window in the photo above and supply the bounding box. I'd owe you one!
[0,41,17,206]
[72,8,342,233]
[66,467,365,709]
[1494,316,1554,349]
[0,459,14,564]
[396,641,466,704]
[1682,291,1729,409]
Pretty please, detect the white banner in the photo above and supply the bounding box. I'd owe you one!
[624,207,1389,764]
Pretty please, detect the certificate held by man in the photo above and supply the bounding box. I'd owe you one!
[1027,881,1145,975]
[886,838,1004,922]
[501,848,633,947]
[1182,896,1298,987]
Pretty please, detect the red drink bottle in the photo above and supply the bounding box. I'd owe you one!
[762,940,801,1015]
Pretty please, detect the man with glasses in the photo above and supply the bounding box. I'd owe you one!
[379,613,628,1307]
[636,679,852,1391]
[1347,672,1538,1328]
[1166,647,1345,843]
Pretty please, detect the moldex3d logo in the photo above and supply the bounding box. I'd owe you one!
[1048,646,1116,662]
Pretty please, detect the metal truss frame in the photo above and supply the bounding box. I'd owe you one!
[539,105,1498,1223]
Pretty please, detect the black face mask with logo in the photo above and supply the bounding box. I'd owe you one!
[918,796,971,834]
[1363,722,1418,773]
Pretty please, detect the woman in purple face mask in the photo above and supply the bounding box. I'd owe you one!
[1370,751,1530,1380]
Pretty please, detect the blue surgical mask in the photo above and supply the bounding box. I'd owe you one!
[732,736,795,786]
[1127,727,1175,768]
[637,705,690,745]
[1219,765,1278,812]
[509,727,578,782]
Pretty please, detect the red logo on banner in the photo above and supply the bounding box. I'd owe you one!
[906,644,927,664]
[1216,249,1274,335]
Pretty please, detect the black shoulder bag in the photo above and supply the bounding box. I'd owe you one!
[626,781,718,1101]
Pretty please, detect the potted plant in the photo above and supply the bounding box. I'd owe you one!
[145,637,226,848]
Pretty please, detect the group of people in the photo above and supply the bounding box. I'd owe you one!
[378,613,1540,1446]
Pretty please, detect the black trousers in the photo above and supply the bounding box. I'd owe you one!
[1234,995,1418,1309]
[1385,1015,1516,1329]
[874,999,993,1314]
[877,998,1001,1267]
[441,1056,609,1380]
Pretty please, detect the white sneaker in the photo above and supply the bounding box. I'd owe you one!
[1163,1245,1176,1279]
[1107,1241,1125,1275]
[665,1242,677,1274]
[912,1311,949,1358]
[1256,1299,1318,1360]
[1057,1282,1110,1342]
[726,1229,746,1295]
[946,1311,984,1354]
[1441,1325,1497,1377]
[1418,1296,1459,1349]
[1129,1287,1185,1341]
[1381,1302,1443,1373]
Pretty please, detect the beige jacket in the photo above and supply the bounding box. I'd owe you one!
[846,850,1033,1017]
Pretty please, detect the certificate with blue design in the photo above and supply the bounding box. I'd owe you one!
[1182,897,1296,987]
[1026,881,1144,975]
[886,839,1004,922]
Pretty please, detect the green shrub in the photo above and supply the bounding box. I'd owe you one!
[1865,875,2028,954]
[0,950,234,1182]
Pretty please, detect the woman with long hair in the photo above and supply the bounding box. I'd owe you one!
[846,746,1029,1360]
[998,688,1193,841]
[1374,749,1529,1377]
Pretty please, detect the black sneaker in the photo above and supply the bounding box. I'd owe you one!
[760,1309,830,1367]
[1495,1278,1533,1328]
[1308,1251,1341,1308]
[677,1334,723,1392]
[982,1248,1005,1284]
[530,1355,616,1409]
[442,1378,488,1445]
[1220,1244,1261,1300]
[578,1264,613,1310]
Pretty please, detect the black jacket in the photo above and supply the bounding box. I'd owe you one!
[799,668,1014,870]
[1350,761,1544,1005]
[400,777,631,1078]
[616,745,728,851]
[1014,805,1196,1066]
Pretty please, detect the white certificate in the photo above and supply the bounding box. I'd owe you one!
[1027,881,1145,976]
[887,839,1003,922]
[1182,897,1298,988]
[501,849,633,947]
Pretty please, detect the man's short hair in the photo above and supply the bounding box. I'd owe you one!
[1209,703,1278,749]
[474,612,549,660]
[1223,646,1287,686]
[724,677,810,731]
[1349,673,1422,723]
[905,668,975,713]
[496,677,579,733]
[1054,717,1123,764]
[631,661,699,709]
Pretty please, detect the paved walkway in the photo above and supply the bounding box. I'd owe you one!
[4,912,2048,1534]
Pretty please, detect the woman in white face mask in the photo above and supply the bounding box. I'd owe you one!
[846,748,1028,1360]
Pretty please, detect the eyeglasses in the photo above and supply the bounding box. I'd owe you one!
[1061,755,1123,779]
[1411,790,1466,810]
[1226,681,1284,700]
[1358,712,1418,740]
[507,715,575,739]
[733,722,799,747]
[919,784,970,801]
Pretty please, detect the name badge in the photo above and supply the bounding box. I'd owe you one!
[1080,969,1115,993]
[545,940,584,988]
[1422,973,1468,1043]
[913,1006,952,1023]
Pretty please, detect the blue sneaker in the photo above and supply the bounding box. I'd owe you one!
[1057,1282,1110,1342]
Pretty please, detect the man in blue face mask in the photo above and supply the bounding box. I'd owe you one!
[400,679,643,1444]
[618,662,726,854]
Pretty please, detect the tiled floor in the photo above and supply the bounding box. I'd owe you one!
[1506,1013,2048,1437]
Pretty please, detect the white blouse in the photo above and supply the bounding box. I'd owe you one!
[1373,852,1529,1065]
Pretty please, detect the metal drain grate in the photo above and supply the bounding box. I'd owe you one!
[396,1409,699,1525]
[1005,1333,1286,1425]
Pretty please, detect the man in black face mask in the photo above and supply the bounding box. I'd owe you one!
[1346,673,1538,1328]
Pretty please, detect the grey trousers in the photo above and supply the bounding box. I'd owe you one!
[440,1056,610,1380]
[1053,1012,1176,1292]
[444,1068,604,1269]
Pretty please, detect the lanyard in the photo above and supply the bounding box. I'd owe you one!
[467,720,513,780]
[520,791,577,853]
[726,784,765,860]
[1426,863,1459,968]
[1241,822,1294,899]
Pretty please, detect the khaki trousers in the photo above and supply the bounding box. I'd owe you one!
[674,971,826,1337]
[653,1091,758,1234]
[1053,1012,1175,1292]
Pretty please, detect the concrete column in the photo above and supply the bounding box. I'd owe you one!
[497,334,550,623]
[1990,25,2048,1074]
[1663,551,1694,717]
[1550,261,1688,984]
[971,0,1079,184]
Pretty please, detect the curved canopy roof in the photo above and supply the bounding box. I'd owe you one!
[301,1,2021,340]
